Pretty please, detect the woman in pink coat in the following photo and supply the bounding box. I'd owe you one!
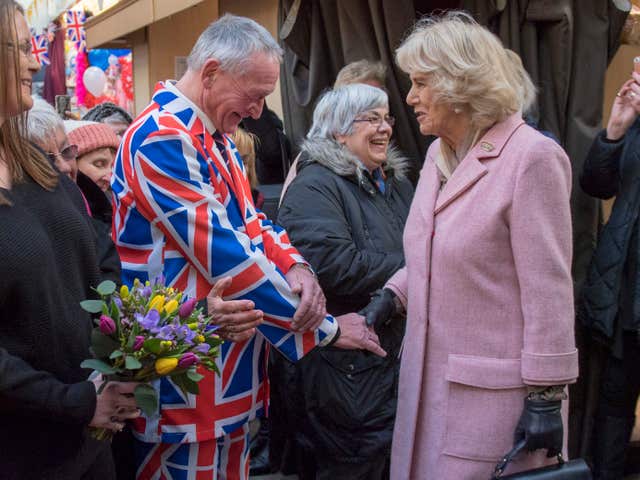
[360,12,579,479]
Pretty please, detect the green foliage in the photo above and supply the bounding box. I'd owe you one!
[80,300,103,313]
[134,384,158,417]
[96,280,117,296]
[80,359,117,375]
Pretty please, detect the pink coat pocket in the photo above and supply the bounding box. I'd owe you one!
[443,355,526,462]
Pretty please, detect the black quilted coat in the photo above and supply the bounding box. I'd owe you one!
[579,120,640,346]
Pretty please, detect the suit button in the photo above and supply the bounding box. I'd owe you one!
[348,364,355,371]
[347,373,353,379]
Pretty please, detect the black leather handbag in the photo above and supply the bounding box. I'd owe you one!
[491,440,592,480]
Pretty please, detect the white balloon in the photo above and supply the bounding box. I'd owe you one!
[108,54,119,66]
[83,66,107,97]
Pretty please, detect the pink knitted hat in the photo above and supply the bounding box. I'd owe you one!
[64,120,121,157]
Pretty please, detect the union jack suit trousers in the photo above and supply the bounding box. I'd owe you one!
[111,81,338,475]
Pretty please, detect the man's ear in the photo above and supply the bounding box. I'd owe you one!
[201,58,221,88]
[335,133,347,145]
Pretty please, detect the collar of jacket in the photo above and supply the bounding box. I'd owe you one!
[299,137,410,194]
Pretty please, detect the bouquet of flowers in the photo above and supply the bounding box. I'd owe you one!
[80,278,223,439]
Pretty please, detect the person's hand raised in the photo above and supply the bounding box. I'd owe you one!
[607,72,640,141]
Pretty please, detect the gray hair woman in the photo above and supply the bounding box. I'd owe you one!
[276,83,414,479]
[359,11,578,479]
[26,98,78,180]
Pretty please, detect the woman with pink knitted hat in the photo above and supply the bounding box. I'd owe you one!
[65,120,120,192]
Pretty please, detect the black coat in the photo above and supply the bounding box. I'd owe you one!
[274,138,414,469]
[579,120,640,348]
[0,173,112,478]
[77,171,121,284]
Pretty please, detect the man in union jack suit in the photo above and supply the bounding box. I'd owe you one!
[112,14,386,480]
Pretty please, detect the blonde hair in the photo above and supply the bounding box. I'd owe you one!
[396,11,535,132]
[231,128,258,188]
[0,1,57,205]
[334,59,387,88]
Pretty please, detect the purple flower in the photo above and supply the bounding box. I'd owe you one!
[178,352,199,369]
[137,309,160,332]
[157,325,176,341]
[133,335,145,351]
[195,343,211,354]
[99,315,116,335]
[114,298,123,309]
[141,286,152,298]
[205,324,220,333]
[153,274,165,286]
[179,298,197,318]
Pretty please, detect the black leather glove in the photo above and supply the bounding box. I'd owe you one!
[358,288,397,328]
[513,397,563,457]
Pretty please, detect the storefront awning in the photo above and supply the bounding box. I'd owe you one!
[84,0,204,49]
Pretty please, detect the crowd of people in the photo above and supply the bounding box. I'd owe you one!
[1,0,639,478]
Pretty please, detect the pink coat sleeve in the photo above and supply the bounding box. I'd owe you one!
[510,139,579,385]
[386,266,408,308]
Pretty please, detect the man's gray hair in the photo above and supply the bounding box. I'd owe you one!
[307,84,388,139]
[25,98,65,146]
[187,14,283,74]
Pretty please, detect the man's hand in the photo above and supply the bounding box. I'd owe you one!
[207,276,263,342]
[286,264,326,332]
[333,313,387,357]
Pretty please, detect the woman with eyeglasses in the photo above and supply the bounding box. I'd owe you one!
[0,1,140,478]
[25,98,121,285]
[25,98,78,181]
[276,83,414,480]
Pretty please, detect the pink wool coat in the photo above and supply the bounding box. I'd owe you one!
[387,114,579,479]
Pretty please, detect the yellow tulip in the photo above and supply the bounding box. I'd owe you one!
[167,288,175,295]
[149,295,165,312]
[155,357,178,375]
[119,285,129,299]
[195,334,205,344]
[163,299,179,315]
[187,322,199,330]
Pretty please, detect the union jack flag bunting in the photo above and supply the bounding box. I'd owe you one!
[65,10,86,50]
[31,34,49,66]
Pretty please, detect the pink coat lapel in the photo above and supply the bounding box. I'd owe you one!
[434,114,526,216]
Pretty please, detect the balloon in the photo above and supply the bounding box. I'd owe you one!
[83,66,106,97]
[108,54,119,67]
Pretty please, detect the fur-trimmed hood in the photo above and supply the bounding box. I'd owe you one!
[299,137,411,183]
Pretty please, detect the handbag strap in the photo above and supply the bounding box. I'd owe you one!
[492,439,564,479]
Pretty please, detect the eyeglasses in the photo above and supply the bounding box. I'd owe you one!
[353,114,395,128]
[47,144,78,163]
[5,40,33,57]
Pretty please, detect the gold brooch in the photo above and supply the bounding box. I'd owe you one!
[480,141,494,152]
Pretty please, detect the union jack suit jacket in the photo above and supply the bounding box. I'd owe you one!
[112,81,338,444]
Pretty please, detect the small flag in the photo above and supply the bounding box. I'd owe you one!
[65,10,86,50]
[31,34,49,66]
